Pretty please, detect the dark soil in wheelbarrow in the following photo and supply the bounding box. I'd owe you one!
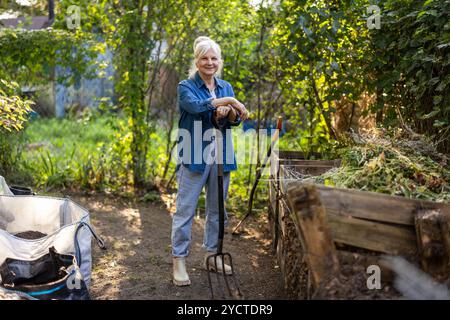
[14,231,47,239]
[71,193,286,300]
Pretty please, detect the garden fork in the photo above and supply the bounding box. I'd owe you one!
[206,111,243,299]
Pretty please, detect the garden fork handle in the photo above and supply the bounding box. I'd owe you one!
[215,125,225,254]
[217,161,225,254]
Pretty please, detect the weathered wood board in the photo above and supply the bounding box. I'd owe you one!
[267,150,450,298]
[269,151,450,255]
[287,184,340,288]
[283,180,450,255]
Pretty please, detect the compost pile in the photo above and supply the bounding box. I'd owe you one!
[315,129,450,202]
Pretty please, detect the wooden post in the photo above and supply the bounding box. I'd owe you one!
[415,209,450,274]
[286,183,340,289]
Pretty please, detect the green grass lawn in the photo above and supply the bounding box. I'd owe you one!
[20,113,124,191]
[23,116,116,158]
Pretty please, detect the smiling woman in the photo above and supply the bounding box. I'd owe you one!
[171,36,249,288]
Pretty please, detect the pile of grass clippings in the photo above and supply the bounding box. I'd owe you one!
[315,129,450,203]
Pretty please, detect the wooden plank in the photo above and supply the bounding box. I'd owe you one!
[280,159,341,167]
[269,177,276,213]
[278,150,308,160]
[316,185,450,226]
[442,215,450,267]
[415,209,450,273]
[279,171,450,227]
[279,197,288,237]
[282,183,418,254]
[276,224,286,287]
[268,174,280,251]
[284,165,336,177]
[278,150,323,160]
[328,213,417,255]
[271,150,334,169]
[281,180,450,255]
[287,184,340,288]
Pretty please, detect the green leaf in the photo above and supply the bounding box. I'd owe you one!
[436,81,446,92]
[436,43,450,50]
[420,109,440,119]
[428,77,440,86]
[433,119,447,127]
[433,95,442,105]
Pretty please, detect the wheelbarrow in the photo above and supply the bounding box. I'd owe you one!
[205,109,243,299]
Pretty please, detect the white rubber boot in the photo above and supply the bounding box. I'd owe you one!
[173,257,191,286]
[204,253,233,275]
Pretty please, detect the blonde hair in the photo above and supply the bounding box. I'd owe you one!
[188,36,223,79]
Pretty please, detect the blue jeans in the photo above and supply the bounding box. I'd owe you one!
[172,164,230,257]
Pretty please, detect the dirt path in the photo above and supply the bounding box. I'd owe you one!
[71,193,286,300]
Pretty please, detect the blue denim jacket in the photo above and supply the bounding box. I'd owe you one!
[176,72,241,173]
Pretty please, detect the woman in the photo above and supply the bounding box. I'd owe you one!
[171,36,248,286]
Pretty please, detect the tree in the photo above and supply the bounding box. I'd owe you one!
[55,0,261,189]
[367,0,450,152]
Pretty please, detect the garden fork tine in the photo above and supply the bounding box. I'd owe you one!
[206,254,226,298]
[206,252,242,299]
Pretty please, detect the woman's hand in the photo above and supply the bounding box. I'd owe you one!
[226,105,237,122]
[212,97,249,121]
[230,100,249,121]
[215,106,231,120]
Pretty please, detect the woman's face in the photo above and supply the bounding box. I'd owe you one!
[196,49,219,78]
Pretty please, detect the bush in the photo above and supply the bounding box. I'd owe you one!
[0,79,33,177]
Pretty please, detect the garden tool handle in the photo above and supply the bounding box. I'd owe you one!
[232,116,283,235]
[214,123,225,254]
[272,116,282,143]
[217,161,225,254]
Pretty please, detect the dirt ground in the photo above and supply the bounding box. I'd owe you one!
[71,193,286,300]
